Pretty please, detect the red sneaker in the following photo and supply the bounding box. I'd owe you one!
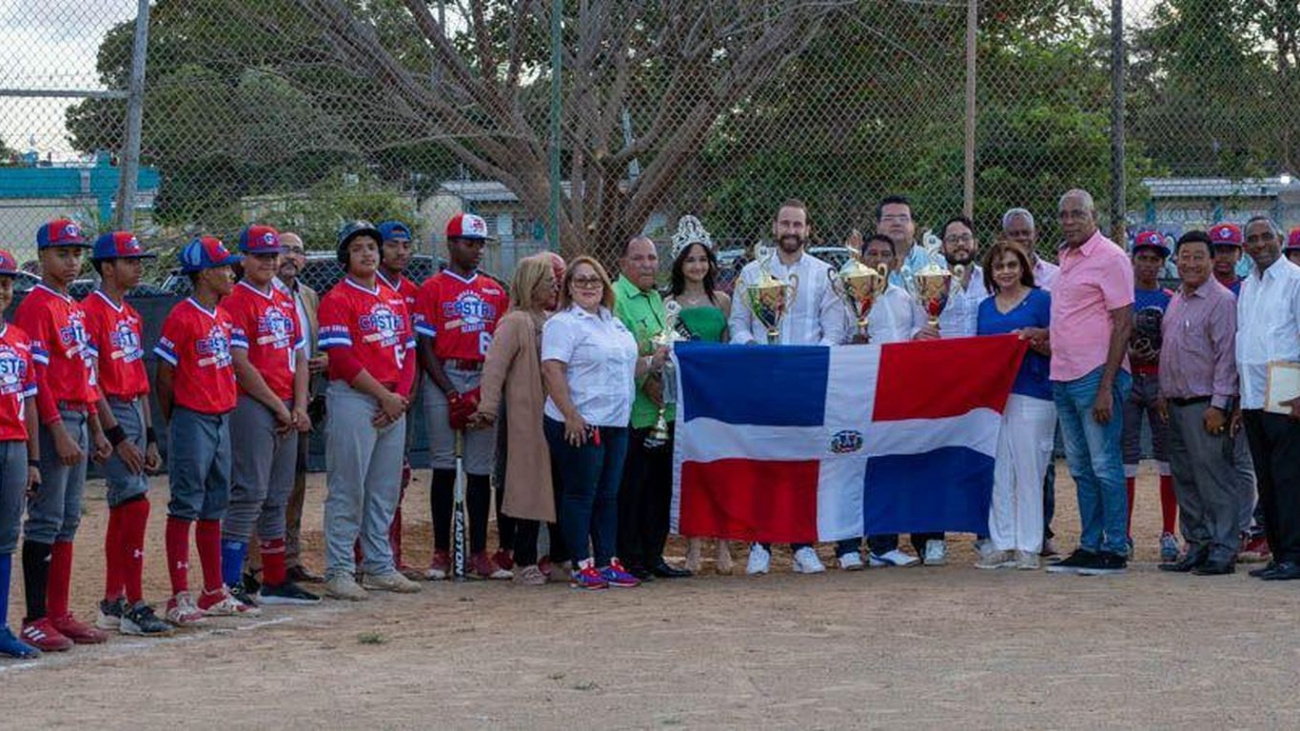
[425,549,451,580]
[491,549,515,572]
[20,618,73,652]
[1239,535,1272,563]
[471,551,513,580]
[50,613,109,644]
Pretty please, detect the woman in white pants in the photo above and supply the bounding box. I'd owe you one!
[975,240,1055,569]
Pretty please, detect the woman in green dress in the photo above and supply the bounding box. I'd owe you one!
[665,216,733,573]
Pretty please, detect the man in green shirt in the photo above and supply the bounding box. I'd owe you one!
[613,236,691,579]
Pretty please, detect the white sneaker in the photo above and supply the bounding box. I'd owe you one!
[201,588,262,617]
[838,551,865,571]
[975,549,1015,570]
[868,549,919,567]
[325,574,370,602]
[792,547,826,574]
[746,543,771,575]
[923,539,947,566]
[972,538,991,559]
[1015,550,1041,570]
[363,571,423,593]
[165,592,205,626]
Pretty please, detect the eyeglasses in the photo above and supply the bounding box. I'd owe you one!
[879,214,911,224]
[571,276,603,289]
[944,234,974,245]
[284,246,305,255]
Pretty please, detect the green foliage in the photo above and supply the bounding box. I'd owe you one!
[257,174,417,251]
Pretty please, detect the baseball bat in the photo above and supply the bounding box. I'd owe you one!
[451,430,468,581]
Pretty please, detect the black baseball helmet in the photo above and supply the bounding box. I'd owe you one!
[336,220,383,267]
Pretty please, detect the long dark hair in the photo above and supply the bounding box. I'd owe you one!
[982,237,1037,293]
[669,242,719,302]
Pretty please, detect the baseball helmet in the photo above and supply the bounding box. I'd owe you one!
[337,220,383,267]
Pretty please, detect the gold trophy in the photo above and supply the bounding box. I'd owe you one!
[645,300,684,448]
[742,250,799,344]
[827,259,889,338]
[908,258,965,330]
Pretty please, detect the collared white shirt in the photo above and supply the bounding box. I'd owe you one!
[938,264,989,337]
[728,251,847,346]
[1034,258,1060,292]
[1237,256,1300,409]
[542,304,638,427]
[867,284,926,344]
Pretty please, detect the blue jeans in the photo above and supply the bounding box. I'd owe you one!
[545,417,628,567]
[1053,367,1132,555]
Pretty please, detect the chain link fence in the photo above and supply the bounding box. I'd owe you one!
[1,0,1298,288]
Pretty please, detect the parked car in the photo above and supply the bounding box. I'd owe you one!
[715,245,856,294]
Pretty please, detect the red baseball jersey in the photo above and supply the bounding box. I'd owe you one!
[318,278,415,386]
[82,290,150,400]
[0,324,38,442]
[414,271,509,361]
[378,270,418,314]
[154,298,238,415]
[223,280,303,401]
[13,284,97,405]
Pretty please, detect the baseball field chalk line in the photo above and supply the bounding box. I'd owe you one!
[0,603,352,675]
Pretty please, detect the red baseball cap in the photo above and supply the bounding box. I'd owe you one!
[179,235,242,273]
[1132,230,1170,257]
[1286,227,1300,251]
[1209,223,1243,247]
[446,213,491,241]
[36,218,88,249]
[239,224,282,255]
[92,231,156,261]
[0,249,19,277]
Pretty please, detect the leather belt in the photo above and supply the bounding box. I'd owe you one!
[446,359,483,371]
[1168,396,1211,407]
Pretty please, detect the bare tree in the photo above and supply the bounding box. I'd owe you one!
[288,0,841,258]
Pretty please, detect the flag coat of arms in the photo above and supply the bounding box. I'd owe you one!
[670,336,1026,543]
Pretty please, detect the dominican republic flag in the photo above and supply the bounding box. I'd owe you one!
[671,335,1026,543]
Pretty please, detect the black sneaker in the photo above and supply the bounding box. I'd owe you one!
[121,602,175,636]
[95,597,128,630]
[1045,548,1098,575]
[1078,551,1127,576]
[230,581,260,608]
[242,570,262,594]
[257,580,322,606]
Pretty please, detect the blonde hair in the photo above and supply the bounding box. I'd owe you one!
[510,255,553,312]
[559,255,615,311]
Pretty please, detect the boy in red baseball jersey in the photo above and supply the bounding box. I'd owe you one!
[155,236,258,623]
[84,231,170,637]
[318,221,421,600]
[221,225,318,607]
[415,213,511,580]
[375,220,418,576]
[0,249,43,658]
[16,219,113,652]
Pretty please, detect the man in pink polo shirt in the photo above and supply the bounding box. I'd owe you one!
[1044,189,1135,577]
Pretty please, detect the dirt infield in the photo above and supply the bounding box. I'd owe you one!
[4,463,1299,729]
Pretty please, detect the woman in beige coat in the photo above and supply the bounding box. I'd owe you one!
[471,256,563,585]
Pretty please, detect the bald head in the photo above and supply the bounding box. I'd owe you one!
[278,231,306,284]
[1059,188,1099,248]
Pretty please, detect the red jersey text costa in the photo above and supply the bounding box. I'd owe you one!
[154,298,238,414]
[13,284,98,405]
[82,290,150,400]
[0,324,38,442]
[414,271,508,361]
[318,278,415,386]
[223,280,303,401]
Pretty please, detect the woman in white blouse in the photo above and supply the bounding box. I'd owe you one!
[541,256,666,591]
